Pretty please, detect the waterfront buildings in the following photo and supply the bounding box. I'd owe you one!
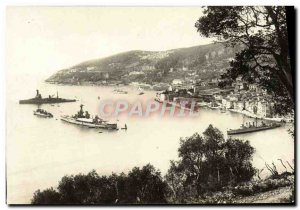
[159,76,276,119]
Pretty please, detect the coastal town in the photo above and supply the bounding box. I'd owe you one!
[156,75,292,122]
[6,6,295,205]
[48,61,293,123]
[45,44,293,123]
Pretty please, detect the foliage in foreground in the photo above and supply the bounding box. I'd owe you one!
[195,6,294,115]
[165,125,256,201]
[181,174,294,204]
[32,125,258,204]
[32,164,168,204]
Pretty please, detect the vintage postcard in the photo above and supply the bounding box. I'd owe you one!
[6,6,295,205]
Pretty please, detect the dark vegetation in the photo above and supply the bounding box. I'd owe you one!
[184,175,294,204]
[30,125,279,205]
[32,164,167,204]
[165,125,256,202]
[195,6,294,115]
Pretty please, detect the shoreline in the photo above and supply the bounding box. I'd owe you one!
[46,81,293,123]
[200,104,293,123]
[226,108,293,123]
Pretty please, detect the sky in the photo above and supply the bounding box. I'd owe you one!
[6,7,214,80]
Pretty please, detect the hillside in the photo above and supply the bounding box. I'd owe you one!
[46,43,242,86]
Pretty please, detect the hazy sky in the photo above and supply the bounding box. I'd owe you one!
[6,7,214,80]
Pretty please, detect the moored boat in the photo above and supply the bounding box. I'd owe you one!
[197,102,209,107]
[20,90,76,104]
[60,105,117,130]
[220,106,226,113]
[113,89,128,94]
[138,87,144,95]
[227,121,281,135]
[34,108,53,118]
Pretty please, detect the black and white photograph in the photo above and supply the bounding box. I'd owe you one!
[5,6,295,205]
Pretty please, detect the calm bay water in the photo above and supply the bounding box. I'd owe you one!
[6,82,294,204]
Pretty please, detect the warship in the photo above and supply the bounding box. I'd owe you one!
[61,104,118,130]
[227,120,281,135]
[19,90,76,104]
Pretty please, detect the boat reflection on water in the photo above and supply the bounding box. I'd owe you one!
[60,104,118,130]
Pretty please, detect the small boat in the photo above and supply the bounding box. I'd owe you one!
[113,89,128,94]
[60,104,118,130]
[197,102,209,107]
[220,106,226,113]
[121,124,127,130]
[210,106,219,110]
[138,87,144,95]
[33,108,53,118]
[227,121,281,135]
[210,102,220,110]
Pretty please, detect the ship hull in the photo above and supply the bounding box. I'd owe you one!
[61,116,117,130]
[227,124,281,135]
[34,111,53,118]
[19,98,76,104]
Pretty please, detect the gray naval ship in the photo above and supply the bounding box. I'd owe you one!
[227,120,281,135]
[19,90,76,104]
[60,104,118,130]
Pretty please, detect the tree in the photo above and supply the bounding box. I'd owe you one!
[177,133,206,195]
[127,164,168,204]
[223,139,256,183]
[165,125,256,198]
[56,170,112,204]
[165,160,186,201]
[31,165,168,204]
[195,6,294,114]
[31,188,61,204]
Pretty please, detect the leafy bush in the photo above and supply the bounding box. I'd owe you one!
[233,176,294,196]
[31,164,168,204]
[166,124,256,199]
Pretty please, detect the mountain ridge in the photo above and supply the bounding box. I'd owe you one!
[46,42,242,86]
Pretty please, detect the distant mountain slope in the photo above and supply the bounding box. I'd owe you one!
[46,43,242,86]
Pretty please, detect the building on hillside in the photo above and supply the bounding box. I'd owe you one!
[182,65,188,71]
[69,68,78,73]
[249,84,259,92]
[86,66,95,71]
[172,79,184,87]
[129,71,145,76]
[243,97,274,118]
[141,65,155,71]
